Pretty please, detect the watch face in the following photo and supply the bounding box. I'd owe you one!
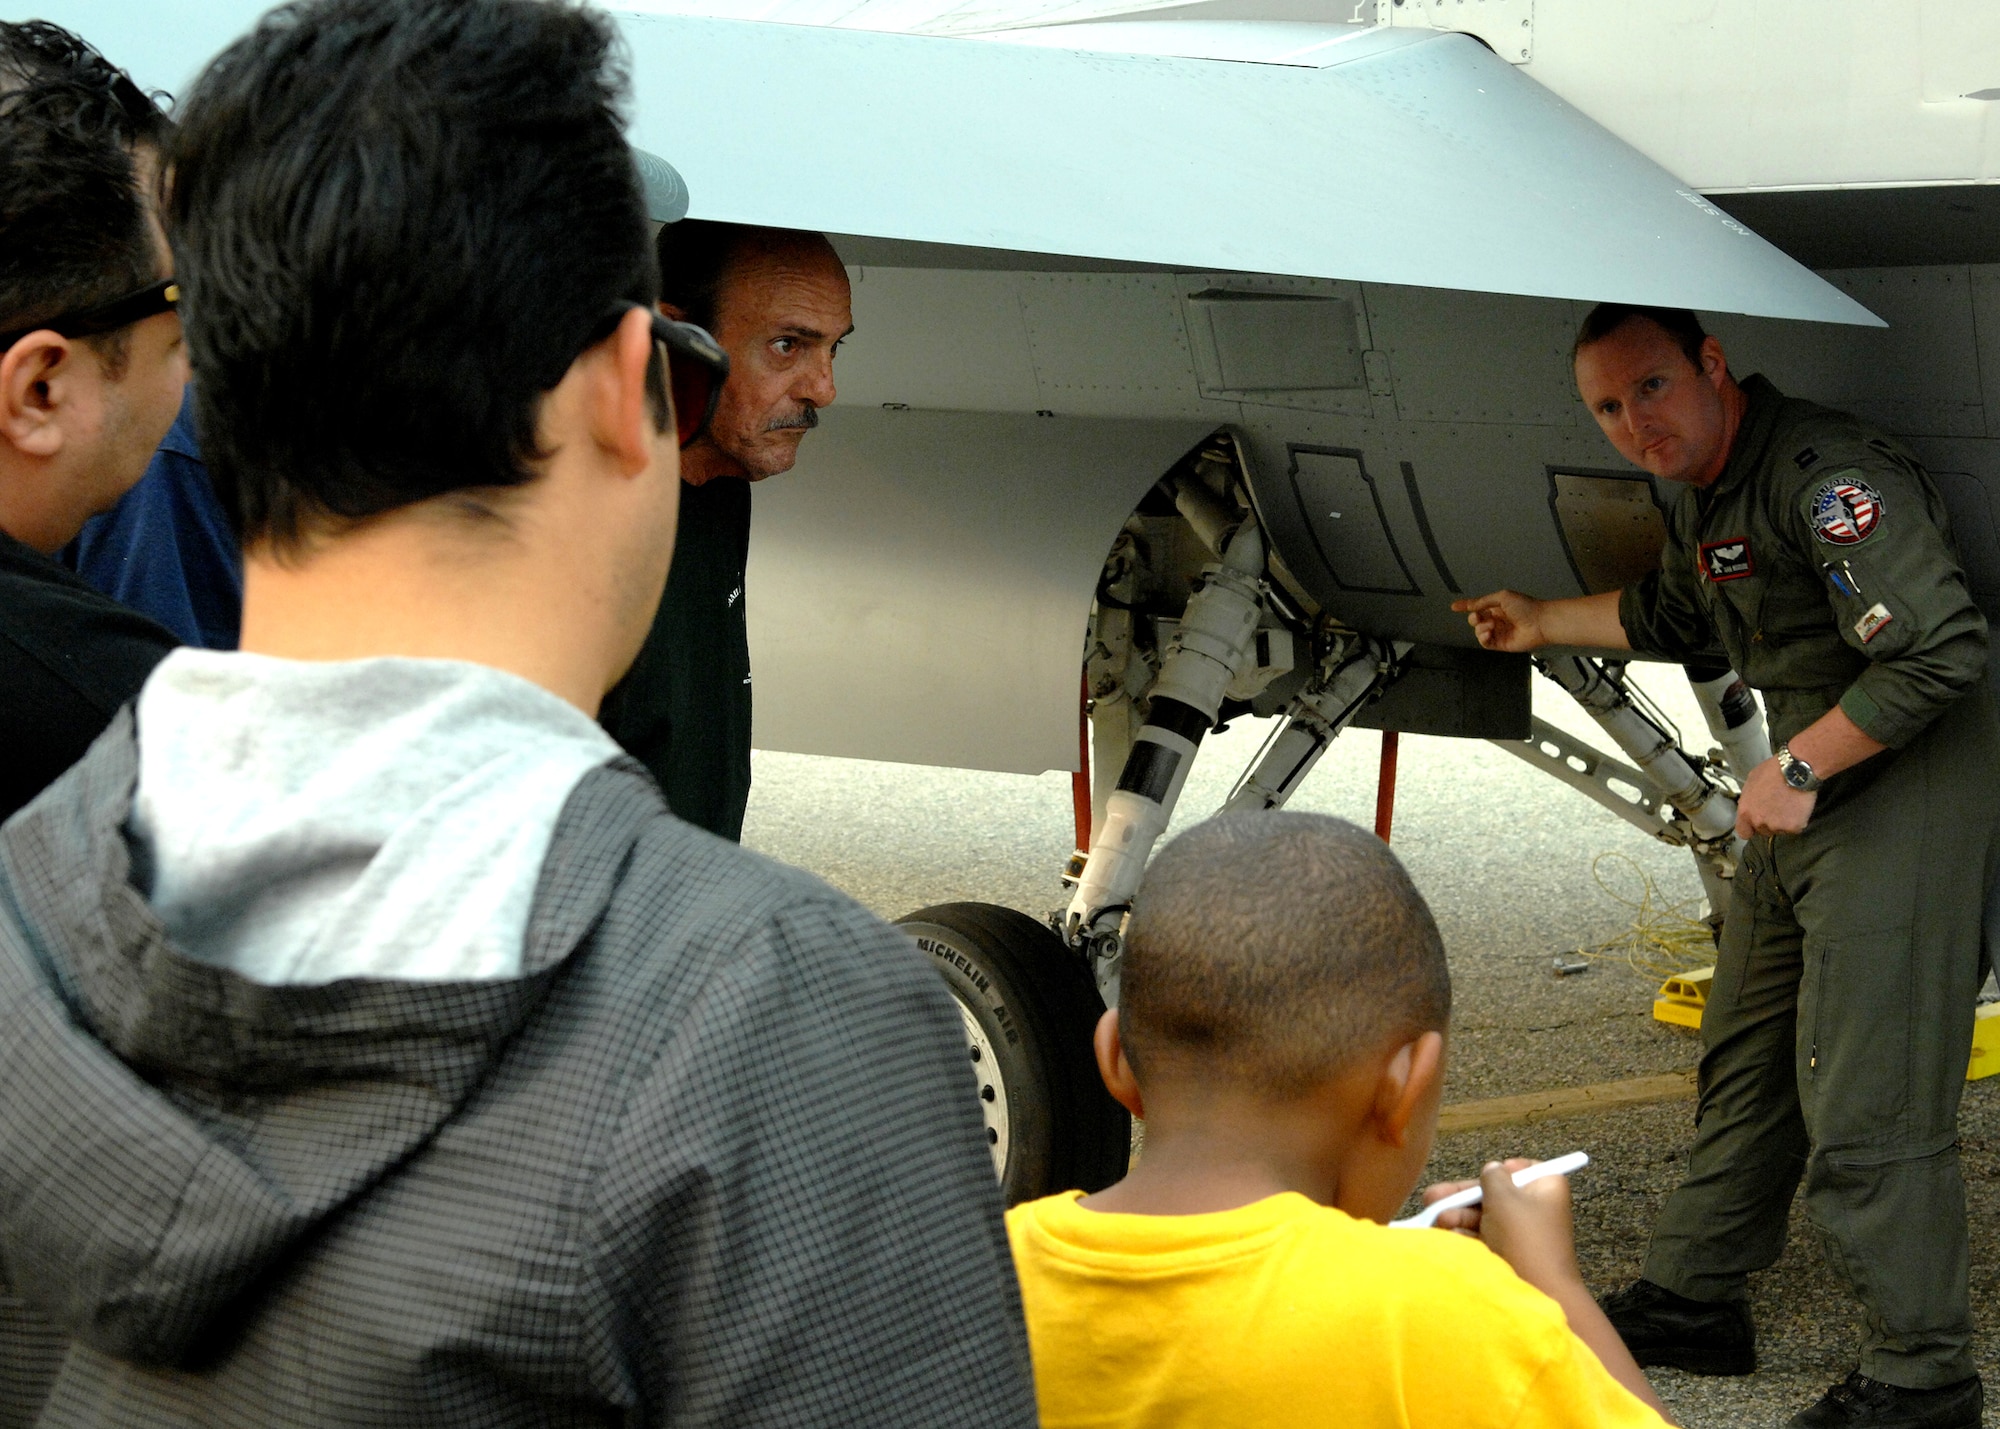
[1783,761,1812,789]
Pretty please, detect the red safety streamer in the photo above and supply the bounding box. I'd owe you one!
[1374,729,1400,843]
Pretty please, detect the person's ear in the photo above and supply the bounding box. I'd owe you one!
[0,333,79,460]
[588,305,666,479]
[1094,1008,1145,1119]
[1698,334,1729,388]
[1371,1029,1445,1149]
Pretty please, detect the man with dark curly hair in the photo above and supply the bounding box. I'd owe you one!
[0,3,1035,1425]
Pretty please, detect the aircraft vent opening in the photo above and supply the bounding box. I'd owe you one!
[1188,290,1364,396]
[1548,468,1669,596]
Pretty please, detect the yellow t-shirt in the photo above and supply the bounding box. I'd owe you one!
[1006,1190,1669,1429]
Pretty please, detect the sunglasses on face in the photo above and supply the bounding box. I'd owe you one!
[591,303,729,449]
[0,276,180,355]
[656,310,730,449]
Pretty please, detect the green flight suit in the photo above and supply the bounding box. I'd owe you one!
[1618,375,2000,1388]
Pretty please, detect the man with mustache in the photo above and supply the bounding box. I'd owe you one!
[1454,304,1998,1429]
[600,219,852,842]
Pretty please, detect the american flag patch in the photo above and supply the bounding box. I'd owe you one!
[1810,477,1884,546]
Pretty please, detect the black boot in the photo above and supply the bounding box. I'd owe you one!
[1791,1371,1983,1428]
[1597,1278,1755,1376]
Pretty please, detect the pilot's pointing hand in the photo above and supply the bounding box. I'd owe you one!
[1452,590,1547,653]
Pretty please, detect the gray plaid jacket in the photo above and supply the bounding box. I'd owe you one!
[0,716,1037,1427]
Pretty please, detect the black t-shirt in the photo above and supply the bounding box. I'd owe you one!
[600,477,753,841]
[0,529,176,824]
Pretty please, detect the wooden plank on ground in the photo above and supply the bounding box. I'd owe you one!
[1437,1070,1697,1134]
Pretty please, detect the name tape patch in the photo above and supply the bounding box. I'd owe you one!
[1700,537,1755,582]
[1854,603,1894,644]
[1811,478,1884,546]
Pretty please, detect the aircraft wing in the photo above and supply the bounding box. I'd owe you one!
[37,1,1873,324]
[611,13,1875,325]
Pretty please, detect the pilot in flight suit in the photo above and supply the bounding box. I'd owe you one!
[1616,374,2000,1393]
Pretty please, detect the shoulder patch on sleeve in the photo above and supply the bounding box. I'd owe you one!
[1810,476,1884,546]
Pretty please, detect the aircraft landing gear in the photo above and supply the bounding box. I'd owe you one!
[907,431,1399,1203]
[897,902,1130,1205]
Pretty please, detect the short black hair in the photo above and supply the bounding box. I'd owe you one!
[1573,303,1710,370]
[0,22,171,378]
[1120,811,1451,1098]
[655,219,832,333]
[167,0,660,549]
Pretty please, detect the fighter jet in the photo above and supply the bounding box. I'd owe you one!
[32,0,2000,1202]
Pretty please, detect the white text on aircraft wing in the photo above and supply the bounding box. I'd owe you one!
[973,19,1404,67]
[602,0,1202,38]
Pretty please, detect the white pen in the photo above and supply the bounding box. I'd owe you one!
[1388,1151,1591,1229]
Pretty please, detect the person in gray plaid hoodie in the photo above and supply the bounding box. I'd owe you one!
[0,2,1036,1425]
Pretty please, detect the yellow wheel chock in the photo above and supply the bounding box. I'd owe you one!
[1651,968,1711,1031]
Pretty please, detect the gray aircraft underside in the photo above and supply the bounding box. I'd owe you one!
[767,261,2000,772]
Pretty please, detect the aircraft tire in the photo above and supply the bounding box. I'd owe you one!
[898,901,1130,1206]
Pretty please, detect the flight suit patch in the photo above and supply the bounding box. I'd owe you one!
[1810,478,1884,546]
[1700,538,1755,582]
[1854,603,1893,644]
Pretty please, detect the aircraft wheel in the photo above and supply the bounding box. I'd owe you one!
[898,901,1131,1206]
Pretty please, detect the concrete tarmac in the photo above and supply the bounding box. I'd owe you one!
[742,669,2000,1428]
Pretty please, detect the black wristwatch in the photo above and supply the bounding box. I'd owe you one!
[1777,744,1822,793]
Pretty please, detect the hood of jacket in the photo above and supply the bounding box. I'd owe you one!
[0,685,655,1367]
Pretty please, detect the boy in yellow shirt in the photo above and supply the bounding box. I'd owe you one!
[1007,811,1675,1428]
